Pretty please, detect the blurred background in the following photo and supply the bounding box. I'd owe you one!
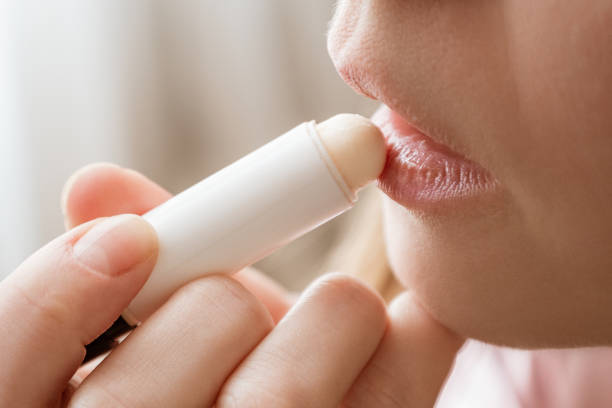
[0,1,379,286]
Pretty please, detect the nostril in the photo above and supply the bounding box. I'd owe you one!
[336,63,378,100]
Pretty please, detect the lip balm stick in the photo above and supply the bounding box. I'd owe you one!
[84,114,386,362]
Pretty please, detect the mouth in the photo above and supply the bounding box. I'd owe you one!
[373,105,498,209]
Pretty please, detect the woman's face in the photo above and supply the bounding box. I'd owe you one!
[328,0,612,347]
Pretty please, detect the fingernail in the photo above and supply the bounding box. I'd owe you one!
[73,214,158,276]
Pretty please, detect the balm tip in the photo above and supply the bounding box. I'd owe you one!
[316,114,387,192]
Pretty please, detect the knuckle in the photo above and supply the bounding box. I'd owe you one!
[173,275,273,333]
[4,243,109,344]
[8,282,68,332]
[217,387,299,408]
[343,364,407,408]
[344,392,406,408]
[315,273,387,322]
[7,256,77,336]
[68,384,131,408]
[216,390,250,408]
[219,353,310,407]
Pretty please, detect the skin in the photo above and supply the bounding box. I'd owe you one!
[0,163,460,407]
[7,0,608,403]
[328,0,612,348]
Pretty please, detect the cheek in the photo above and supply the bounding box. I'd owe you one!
[498,1,612,204]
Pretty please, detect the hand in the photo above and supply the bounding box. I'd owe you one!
[0,163,462,407]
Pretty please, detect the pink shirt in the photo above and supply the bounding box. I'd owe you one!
[437,341,612,407]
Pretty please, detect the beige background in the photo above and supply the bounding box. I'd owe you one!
[0,1,379,287]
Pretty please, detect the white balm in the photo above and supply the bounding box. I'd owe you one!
[126,114,385,322]
[84,114,385,362]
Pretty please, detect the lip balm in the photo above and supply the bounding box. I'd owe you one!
[84,114,386,362]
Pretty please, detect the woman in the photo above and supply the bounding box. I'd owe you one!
[2,0,612,406]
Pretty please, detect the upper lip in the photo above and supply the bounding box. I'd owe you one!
[335,64,472,163]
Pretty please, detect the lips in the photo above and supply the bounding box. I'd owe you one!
[373,106,497,208]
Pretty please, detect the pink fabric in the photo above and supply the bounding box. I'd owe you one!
[437,341,612,407]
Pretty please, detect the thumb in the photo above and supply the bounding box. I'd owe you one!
[0,214,157,407]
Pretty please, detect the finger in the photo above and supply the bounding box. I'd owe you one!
[217,273,387,408]
[61,162,171,229]
[70,275,274,407]
[234,267,293,323]
[68,271,291,391]
[342,292,464,408]
[62,163,293,321]
[0,215,157,407]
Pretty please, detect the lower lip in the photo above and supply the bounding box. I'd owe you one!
[374,106,497,208]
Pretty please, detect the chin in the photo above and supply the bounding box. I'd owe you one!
[381,196,612,349]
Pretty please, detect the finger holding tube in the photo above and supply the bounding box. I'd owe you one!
[78,114,385,361]
[0,215,158,407]
[217,273,387,408]
[70,275,274,408]
[126,114,385,323]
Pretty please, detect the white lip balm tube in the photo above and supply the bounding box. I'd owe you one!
[84,114,386,362]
